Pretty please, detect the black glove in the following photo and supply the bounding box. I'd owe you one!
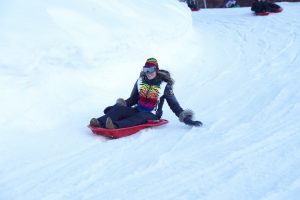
[183,117,203,127]
[116,98,127,106]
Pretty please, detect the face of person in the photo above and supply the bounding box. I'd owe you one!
[143,66,157,80]
[146,70,157,80]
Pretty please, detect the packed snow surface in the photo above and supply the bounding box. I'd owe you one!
[1,0,300,199]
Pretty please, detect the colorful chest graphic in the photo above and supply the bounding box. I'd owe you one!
[137,78,167,112]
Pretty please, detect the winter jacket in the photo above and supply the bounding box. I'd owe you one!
[125,70,184,119]
[251,0,281,13]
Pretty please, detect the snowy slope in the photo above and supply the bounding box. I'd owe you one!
[1,0,300,199]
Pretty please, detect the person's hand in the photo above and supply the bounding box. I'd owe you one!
[116,98,127,106]
[183,117,203,127]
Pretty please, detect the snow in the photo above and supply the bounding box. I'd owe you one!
[1,0,300,199]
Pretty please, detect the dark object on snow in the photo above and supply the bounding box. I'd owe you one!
[183,118,203,127]
[187,0,201,11]
[225,0,240,8]
[251,0,282,15]
[179,109,203,127]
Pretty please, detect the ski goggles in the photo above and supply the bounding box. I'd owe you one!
[143,66,157,73]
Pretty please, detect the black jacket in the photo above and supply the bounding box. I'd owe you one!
[125,70,184,119]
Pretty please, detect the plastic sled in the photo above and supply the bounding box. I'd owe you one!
[270,8,283,13]
[88,119,168,139]
[191,8,201,11]
[255,12,269,16]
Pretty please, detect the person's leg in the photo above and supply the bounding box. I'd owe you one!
[114,112,159,128]
[97,105,137,127]
[251,0,268,13]
[266,1,281,12]
[261,0,270,12]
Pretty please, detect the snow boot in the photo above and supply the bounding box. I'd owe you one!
[90,118,101,127]
[106,117,116,129]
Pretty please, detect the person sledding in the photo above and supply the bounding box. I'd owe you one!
[90,58,202,129]
[225,0,240,8]
[251,0,283,15]
[186,0,201,11]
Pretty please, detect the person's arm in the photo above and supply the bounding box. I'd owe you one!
[164,84,184,117]
[124,80,139,107]
[165,84,202,127]
[104,80,139,114]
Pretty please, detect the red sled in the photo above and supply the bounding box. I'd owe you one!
[191,8,201,11]
[255,12,269,16]
[88,119,168,139]
[271,8,283,13]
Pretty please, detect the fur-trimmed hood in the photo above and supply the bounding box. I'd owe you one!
[140,69,174,86]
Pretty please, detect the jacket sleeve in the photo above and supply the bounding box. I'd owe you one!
[125,80,139,107]
[164,84,184,117]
